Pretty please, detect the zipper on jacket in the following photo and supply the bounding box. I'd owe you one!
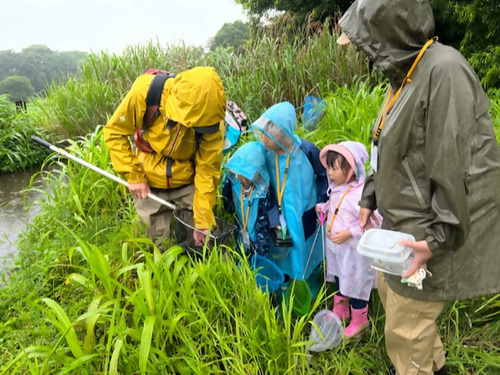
[165,126,182,188]
[402,157,426,209]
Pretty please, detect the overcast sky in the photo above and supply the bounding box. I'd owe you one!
[2,0,247,54]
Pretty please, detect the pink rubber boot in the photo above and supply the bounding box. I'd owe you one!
[345,305,369,339]
[332,295,350,321]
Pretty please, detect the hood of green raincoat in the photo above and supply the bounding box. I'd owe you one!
[339,0,435,87]
[224,141,270,198]
[251,102,301,155]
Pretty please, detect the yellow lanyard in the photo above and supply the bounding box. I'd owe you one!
[373,37,437,145]
[275,153,291,213]
[239,185,254,232]
[327,186,353,236]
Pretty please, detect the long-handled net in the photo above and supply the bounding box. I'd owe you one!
[32,136,236,254]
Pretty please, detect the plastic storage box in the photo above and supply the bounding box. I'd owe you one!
[357,229,415,276]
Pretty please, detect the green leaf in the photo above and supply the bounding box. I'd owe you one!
[41,298,84,359]
[139,316,156,375]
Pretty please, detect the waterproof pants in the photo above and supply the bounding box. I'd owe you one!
[377,272,446,375]
[133,184,194,247]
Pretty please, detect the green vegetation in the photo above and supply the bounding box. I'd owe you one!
[0,19,499,375]
[0,75,35,102]
[0,95,50,173]
[0,45,88,98]
[449,0,500,88]
[209,20,250,54]
[1,84,499,373]
[236,0,500,89]
[27,29,366,139]
[234,0,353,22]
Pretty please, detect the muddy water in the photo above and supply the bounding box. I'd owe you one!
[0,168,46,265]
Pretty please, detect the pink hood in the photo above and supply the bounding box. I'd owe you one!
[319,141,369,185]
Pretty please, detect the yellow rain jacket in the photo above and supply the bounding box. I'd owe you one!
[104,67,227,229]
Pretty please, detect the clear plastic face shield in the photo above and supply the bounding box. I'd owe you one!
[252,117,299,156]
[227,167,269,198]
[226,168,269,198]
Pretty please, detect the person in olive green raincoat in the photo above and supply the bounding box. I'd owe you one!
[338,0,500,374]
[104,66,227,246]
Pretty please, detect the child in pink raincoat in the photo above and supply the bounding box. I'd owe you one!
[316,141,381,338]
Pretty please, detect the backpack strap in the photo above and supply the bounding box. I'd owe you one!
[142,73,175,130]
[134,72,175,154]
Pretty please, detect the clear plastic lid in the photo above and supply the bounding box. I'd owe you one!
[357,229,415,262]
[309,309,343,351]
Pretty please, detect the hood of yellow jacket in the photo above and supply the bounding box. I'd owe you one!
[164,66,227,129]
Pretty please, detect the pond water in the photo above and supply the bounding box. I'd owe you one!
[0,167,46,266]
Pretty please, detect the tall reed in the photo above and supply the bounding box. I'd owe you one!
[31,28,367,138]
[2,89,500,373]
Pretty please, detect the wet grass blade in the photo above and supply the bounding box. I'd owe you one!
[139,315,156,375]
[40,298,84,359]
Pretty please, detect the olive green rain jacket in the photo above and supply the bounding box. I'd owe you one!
[104,67,227,229]
[340,0,500,301]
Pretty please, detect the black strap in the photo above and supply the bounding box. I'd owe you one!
[142,73,175,130]
[166,157,172,178]
[146,74,173,107]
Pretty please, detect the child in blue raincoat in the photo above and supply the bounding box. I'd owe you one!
[222,141,276,256]
[251,102,328,280]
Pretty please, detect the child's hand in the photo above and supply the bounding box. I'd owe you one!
[315,203,323,213]
[331,230,352,244]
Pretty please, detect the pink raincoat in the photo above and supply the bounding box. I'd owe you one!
[319,141,381,300]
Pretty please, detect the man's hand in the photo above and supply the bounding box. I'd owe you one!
[129,182,151,199]
[331,229,352,244]
[400,239,433,278]
[193,229,208,246]
[358,207,380,232]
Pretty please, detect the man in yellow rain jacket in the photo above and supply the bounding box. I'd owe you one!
[104,66,227,247]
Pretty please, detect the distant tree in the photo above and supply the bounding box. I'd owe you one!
[430,0,500,88]
[0,75,35,102]
[429,0,466,48]
[235,0,500,88]
[0,50,19,79]
[209,21,250,53]
[17,45,53,92]
[234,0,353,21]
[0,45,87,95]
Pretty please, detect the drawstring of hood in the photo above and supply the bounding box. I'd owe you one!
[373,37,437,145]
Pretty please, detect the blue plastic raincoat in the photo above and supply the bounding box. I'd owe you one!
[252,102,326,280]
[223,142,272,254]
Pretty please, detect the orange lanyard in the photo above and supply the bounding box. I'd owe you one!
[373,37,437,145]
[239,185,254,232]
[275,153,291,213]
[327,186,353,236]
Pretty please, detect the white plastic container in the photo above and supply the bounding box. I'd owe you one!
[357,229,415,276]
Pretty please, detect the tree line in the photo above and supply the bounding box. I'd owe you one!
[2,0,498,103]
[231,0,500,88]
[0,44,87,102]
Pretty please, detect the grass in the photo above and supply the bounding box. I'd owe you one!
[0,26,499,374]
[0,94,50,173]
[24,26,366,140]
[1,87,499,373]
